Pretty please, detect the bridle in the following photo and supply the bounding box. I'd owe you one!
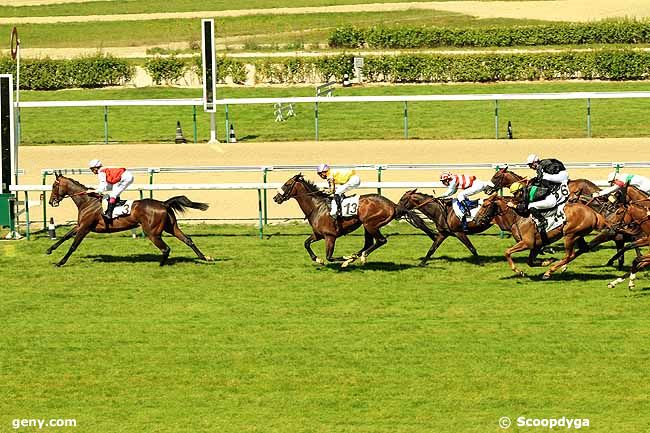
[50,178,92,207]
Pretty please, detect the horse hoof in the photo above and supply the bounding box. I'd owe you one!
[560,265,568,273]
[542,273,551,280]
[628,283,636,291]
[45,250,52,255]
[341,258,354,268]
[204,256,214,262]
[542,259,554,267]
[359,254,367,265]
[418,261,428,267]
[607,283,615,289]
[315,257,325,265]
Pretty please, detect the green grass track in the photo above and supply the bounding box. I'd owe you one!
[1,223,648,433]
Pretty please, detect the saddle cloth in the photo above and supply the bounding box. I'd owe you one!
[452,198,483,222]
[102,198,134,218]
[331,195,360,217]
[533,202,567,232]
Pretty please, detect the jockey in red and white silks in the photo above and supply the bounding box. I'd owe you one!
[89,159,134,219]
[594,172,650,198]
[438,172,489,202]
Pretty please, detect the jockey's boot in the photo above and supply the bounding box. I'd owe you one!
[103,197,117,220]
[530,208,549,244]
[461,214,469,232]
[334,194,343,233]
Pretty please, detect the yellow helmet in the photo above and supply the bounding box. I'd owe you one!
[509,181,525,194]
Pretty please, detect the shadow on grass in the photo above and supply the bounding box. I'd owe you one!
[426,254,505,264]
[84,254,226,265]
[322,261,421,272]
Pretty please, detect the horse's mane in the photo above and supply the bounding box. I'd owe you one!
[63,176,89,190]
[299,176,330,200]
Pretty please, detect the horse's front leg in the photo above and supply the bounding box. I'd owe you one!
[505,240,530,276]
[55,226,91,267]
[304,233,324,264]
[324,235,345,263]
[46,225,78,254]
[543,235,579,279]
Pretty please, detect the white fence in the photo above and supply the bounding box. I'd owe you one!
[12,159,650,239]
[16,90,650,141]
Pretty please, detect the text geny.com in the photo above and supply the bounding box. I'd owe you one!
[12,419,76,429]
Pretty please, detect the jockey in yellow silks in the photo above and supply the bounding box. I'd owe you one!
[316,164,361,232]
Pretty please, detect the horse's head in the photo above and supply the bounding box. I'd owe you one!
[397,189,419,210]
[491,166,524,190]
[274,173,303,204]
[49,171,67,207]
[473,193,501,226]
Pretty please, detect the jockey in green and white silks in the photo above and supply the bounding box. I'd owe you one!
[594,172,650,198]
[523,154,570,232]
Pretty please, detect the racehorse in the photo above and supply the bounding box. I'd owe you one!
[606,200,650,289]
[273,174,437,267]
[48,173,212,266]
[489,167,600,200]
[474,194,606,278]
[397,189,494,265]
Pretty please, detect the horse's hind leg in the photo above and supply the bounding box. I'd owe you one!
[165,221,209,261]
[350,229,374,259]
[149,234,171,266]
[46,225,78,255]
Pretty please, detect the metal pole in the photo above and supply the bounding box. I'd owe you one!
[192,105,197,143]
[225,104,230,142]
[403,101,408,139]
[148,170,154,199]
[24,191,29,240]
[15,41,21,146]
[494,100,499,139]
[263,168,268,225]
[103,105,108,144]
[209,112,217,143]
[586,98,591,138]
[377,166,382,196]
[314,101,319,141]
[257,189,263,239]
[42,172,47,230]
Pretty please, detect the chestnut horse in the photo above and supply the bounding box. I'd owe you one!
[48,173,211,266]
[397,189,494,265]
[606,200,650,289]
[273,174,437,267]
[474,194,606,278]
[489,167,600,200]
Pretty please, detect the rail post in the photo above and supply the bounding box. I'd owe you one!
[148,169,154,199]
[257,189,264,239]
[24,191,30,239]
[225,104,230,143]
[41,171,48,230]
[403,101,409,139]
[494,100,499,139]
[262,167,269,225]
[377,165,383,195]
[314,101,319,141]
[103,105,109,144]
[192,105,197,143]
[586,98,592,138]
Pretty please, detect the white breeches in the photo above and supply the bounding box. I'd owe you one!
[528,193,558,210]
[106,171,134,198]
[457,180,487,202]
[334,175,361,195]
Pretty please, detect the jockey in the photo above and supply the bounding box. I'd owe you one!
[316,163,361,232]
[520,153,570,232]
[594,171,650,199]
[88,159,134,220]
[438,171,490,231]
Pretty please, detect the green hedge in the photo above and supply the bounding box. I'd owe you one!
[254,50,650,83]
[329,20,650,48]
[190,56,248,85]
[0,54,134,90]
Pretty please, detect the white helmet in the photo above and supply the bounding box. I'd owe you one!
[607,171,618,183]
[88,159,103,169]
[316,163,330,174]
[526,154,539,165]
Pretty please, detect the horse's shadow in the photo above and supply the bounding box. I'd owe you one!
[84,254,225,265]
[427,254,505,264]
[499,270,619,282]
[322,261,420,272]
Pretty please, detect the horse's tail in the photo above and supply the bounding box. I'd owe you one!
[164,196,210,213]
[395,204,437,240]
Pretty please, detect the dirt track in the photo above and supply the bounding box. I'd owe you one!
[20,138,650,226]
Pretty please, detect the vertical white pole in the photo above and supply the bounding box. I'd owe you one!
[209,112,218,143]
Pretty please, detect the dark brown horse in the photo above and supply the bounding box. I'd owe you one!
[489,167,600,200]
[273,174,437,267]
[474,194,606,278]
[397,189,494,265]
[48,173,211,266]
[606,200,650,289]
